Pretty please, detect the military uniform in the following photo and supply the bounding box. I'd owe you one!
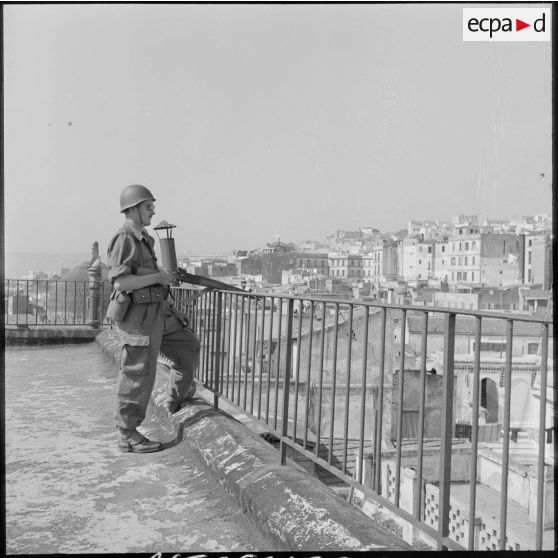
[107,221,200,431]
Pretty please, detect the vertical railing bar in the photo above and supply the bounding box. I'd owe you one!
[35,280,39,324]
[415,311,428,520]
[26,280,29,326]
[211,291,218,389]
[468,315,482,550]
[205,291,212,386]
[207,291,213,385]
[279,298,295,465]
[437,312,456,550]
[231,294,239,402]
[292,301,304,445]
[273,298,283,431]
[243,296,252,411]
[6,280,10,324]
[198,293,205,382]
[202,292,210,384]
[74,282,78,324]
[394,308,407,507]
[54,281,58,325]
[499,319,513,550]
[315,302,327,458]
[199,292,205,383]
[214,292,223,408]
[193,290,199,333]
[222,293,229,398]
[303,300,315,449]
[358,305,370,485]
[83,281,88,324]
[15,280,20,323]
[328,303,340,465]
[257,297,266,419]
[342,304,354,474]
[220,292,227,396]
[64,281,67,324]
[227,293,234,399]
[535,323,549,550]
[265,297,275,425]
[374,307,387,493]
[250,295,259,415]
[44,281,48,325]
[236,295,245,405]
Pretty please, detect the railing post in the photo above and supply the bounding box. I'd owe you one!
[438,312,456,550]
[280,298,294,466]
[535,323,549,549]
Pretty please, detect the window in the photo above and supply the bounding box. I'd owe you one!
[457,272,462,280]
[471,272,475,281]
[472,257,475,265]
[528,343,539,355]
[451,257,456,265]
[529,239,532,247]
[465,242,469,250]
[472,241,476,250]
[459,242,462,250]
[528,269,532,282]
[463,272,467,280]
[528,252,532,264]
[464,257,468,265]
[442,246,446,252]
[474,342,507,353]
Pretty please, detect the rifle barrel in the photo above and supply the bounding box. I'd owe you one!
[175,269,245,293]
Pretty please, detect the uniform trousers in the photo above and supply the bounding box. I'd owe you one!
[114,299,200,430]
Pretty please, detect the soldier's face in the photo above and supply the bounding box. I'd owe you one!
[138,200,155,226]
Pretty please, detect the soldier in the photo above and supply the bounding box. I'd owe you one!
[107,184,200,453]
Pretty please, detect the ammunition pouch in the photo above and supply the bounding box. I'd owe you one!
[130,285,167,304]
[106,290,132,322]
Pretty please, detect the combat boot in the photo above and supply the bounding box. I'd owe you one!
[117,428,162,453]
[166,385,197,414]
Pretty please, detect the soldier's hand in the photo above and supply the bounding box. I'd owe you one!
[157,270,176,288]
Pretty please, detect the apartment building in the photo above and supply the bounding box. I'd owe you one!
[294,253,329,275]
[398,237,437,281]
[524,233,552,289]
[328,253,363,280]
[361,239,398,283]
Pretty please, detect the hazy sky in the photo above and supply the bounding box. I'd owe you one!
[3,2,552,256]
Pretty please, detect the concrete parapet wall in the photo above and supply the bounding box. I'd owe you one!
[5,325,101,345]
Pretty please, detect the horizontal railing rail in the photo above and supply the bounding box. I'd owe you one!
[172,285,554,551]
[4,279,112,327]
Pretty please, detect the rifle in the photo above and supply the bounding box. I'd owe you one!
[153,220,246,294]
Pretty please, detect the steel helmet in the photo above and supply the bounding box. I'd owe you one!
[119,184,156,213]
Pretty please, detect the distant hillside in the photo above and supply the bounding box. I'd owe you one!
[5,253,90,279]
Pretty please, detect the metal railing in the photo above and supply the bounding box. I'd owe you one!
[4,279,112,327]
[172,285,554,551]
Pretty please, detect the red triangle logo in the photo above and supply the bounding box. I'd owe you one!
[516,19,530,31]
